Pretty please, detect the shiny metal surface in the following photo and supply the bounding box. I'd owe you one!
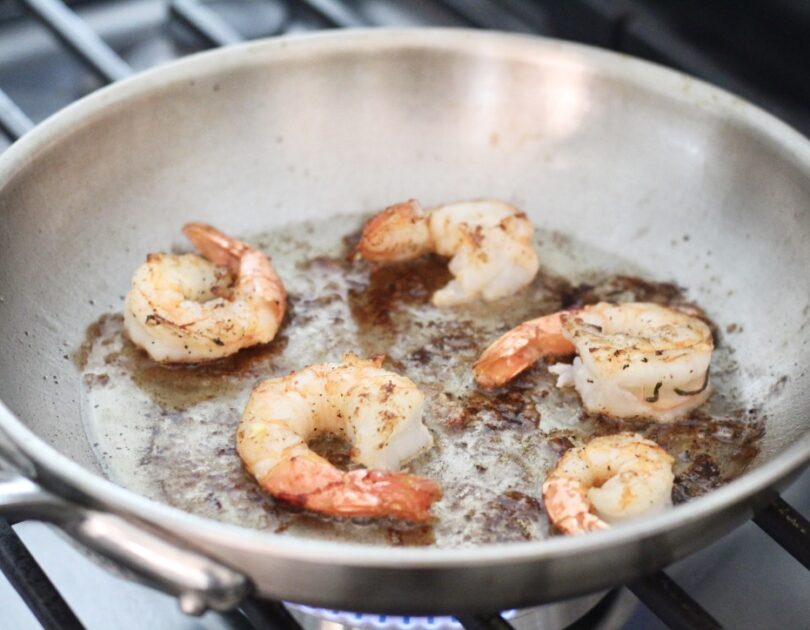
[0,469,249,614]
[0,30,808,614]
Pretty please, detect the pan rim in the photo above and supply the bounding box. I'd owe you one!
[1,27,809,567]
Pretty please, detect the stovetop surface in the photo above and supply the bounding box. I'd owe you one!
[2,0,809,146]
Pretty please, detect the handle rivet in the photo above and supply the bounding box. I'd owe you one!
[179,591,207,616]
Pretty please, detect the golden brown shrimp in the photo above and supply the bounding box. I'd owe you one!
[542,433,674,535]
[474,302,713,422]
[236,354,441,521]
[124,223,286,363]
[355,199,539,307]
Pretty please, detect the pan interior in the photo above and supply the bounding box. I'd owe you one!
[0,33,808,547]
[78,213,763,546]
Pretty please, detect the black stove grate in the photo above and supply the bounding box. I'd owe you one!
[3,0,810,140]
[19,0,132,82]
[0,86,32,139]
[0,2,808,629]
[0,518,83,630]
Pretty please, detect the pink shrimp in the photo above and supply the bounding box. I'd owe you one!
[237,354,440,522]
[355,199,539,307]
[474,302,714,422]
[124,223,286,363]
[542,433,674,535]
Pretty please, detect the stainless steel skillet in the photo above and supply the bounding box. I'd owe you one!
[0,29,808,615]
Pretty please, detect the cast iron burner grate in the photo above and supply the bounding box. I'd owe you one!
[0,2,808,629]
[2,0,810,140]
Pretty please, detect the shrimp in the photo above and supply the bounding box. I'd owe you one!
[236,354,441,521]
[542,433,674,535]
[355,199,539,307]
[474,302,713,422]
[124,223,286,363]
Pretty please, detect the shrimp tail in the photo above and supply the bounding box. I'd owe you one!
[473,312,576,388]
[542,477,609,535]
[183,222,248,271]
[263,457,442,522]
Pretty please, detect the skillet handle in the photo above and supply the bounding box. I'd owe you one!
[0,470,250,615]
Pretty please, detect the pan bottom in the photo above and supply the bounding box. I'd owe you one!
[76,213,764,547]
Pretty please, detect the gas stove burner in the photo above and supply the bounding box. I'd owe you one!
[288,604,518,629]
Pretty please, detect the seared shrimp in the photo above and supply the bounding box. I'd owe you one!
[236,354,441,521]
[474,302,713,422]
[542,433,674,535]
[355,199,539,307]
[124,224,286,363]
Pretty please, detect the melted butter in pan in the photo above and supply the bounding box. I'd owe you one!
[78,215,763,547]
